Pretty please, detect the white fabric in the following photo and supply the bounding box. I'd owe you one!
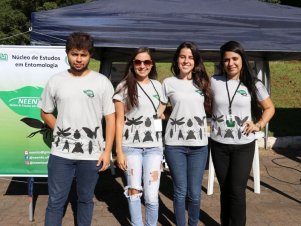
[210,75,269,144]
[113,79,163,147]
[38,70,115,160]
[162,76,208,146]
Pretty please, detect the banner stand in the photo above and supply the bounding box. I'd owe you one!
[0,45,69,222]
[27,177,34,222]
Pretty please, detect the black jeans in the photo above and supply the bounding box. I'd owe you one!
[211,140,255,226]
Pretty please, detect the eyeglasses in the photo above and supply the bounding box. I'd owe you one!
[133,59,152,67]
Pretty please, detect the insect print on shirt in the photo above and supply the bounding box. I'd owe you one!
[55,137,60,147]
[145,117,152,127]
[57,127,71,137]
[73,129,81,139]
[126,116,143,132]
[187,119,193,127]
[194,116,206,126]
[124,128,129,140]
[170,128,174,138]
[143,131,153,142]
[82,127,99,139]
[156,131,160,141]
[217,127,222,137]
[82,127,100,154]
[212,114,224,123]
[224,129,234,138]
[63,140,69,152]
[238,128,242,139]
[133,130,140,143]
[170,117,185,132]
[234,116,248,140]
[178,130,184,140]
[199,128,203,140]
[72,142,84,153]
[235,116,248,127]
[186,130,196,140]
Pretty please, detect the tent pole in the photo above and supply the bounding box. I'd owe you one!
[263,60,270,150]
[254,60,270,150]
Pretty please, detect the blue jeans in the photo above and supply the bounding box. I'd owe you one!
[45,154,101,226]
[164,145,208,226]
[123,146,163,226]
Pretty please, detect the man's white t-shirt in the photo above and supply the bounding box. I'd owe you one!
[38,70,115,160]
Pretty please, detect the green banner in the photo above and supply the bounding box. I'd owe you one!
[0,46,69,176]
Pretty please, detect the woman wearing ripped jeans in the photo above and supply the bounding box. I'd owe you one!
[113,47,164,226]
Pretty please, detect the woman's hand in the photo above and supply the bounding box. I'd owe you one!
[243,121,261,135]
[116,151,127,171]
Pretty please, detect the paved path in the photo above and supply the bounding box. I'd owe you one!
[0,148,300,226]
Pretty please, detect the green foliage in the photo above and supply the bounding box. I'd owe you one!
[36,2,58,11]
[0,0,30,44]
[0,0,89,45]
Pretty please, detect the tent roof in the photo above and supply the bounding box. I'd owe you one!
[31,0,301,61]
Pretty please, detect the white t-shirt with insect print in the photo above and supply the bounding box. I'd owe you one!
[161,76,208,146]
[113,79,163,148]
[210,75,269,144]
[38,70,115,160]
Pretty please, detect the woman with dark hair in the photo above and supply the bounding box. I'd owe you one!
[161,41,211,226]
[210,41,275,226]
[113,47,164,226]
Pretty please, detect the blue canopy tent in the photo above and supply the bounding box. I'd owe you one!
[31,0,301,147]
[31,0,301,62]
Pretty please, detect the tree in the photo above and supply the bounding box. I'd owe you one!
[0,0,90,45]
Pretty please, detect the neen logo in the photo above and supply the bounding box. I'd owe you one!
[9,97,40,107]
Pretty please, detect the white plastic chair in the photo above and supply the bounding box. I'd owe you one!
[207,131,264,195]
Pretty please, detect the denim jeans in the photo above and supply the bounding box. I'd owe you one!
[45,154,101,226]
[211,140,255,226]
[123,146,163,226]
[164,145,208,226]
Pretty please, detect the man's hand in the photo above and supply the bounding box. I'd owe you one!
[97,151,111,171]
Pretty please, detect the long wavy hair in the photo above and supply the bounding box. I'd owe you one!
[171,41,212,114]
[220,41,262,120]
[115,47,158,111]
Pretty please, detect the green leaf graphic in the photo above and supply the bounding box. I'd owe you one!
[0,86,43,119]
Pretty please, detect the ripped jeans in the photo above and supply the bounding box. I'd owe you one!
[123,146,163,226]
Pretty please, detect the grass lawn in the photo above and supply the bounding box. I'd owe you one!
[90,59,301,137]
